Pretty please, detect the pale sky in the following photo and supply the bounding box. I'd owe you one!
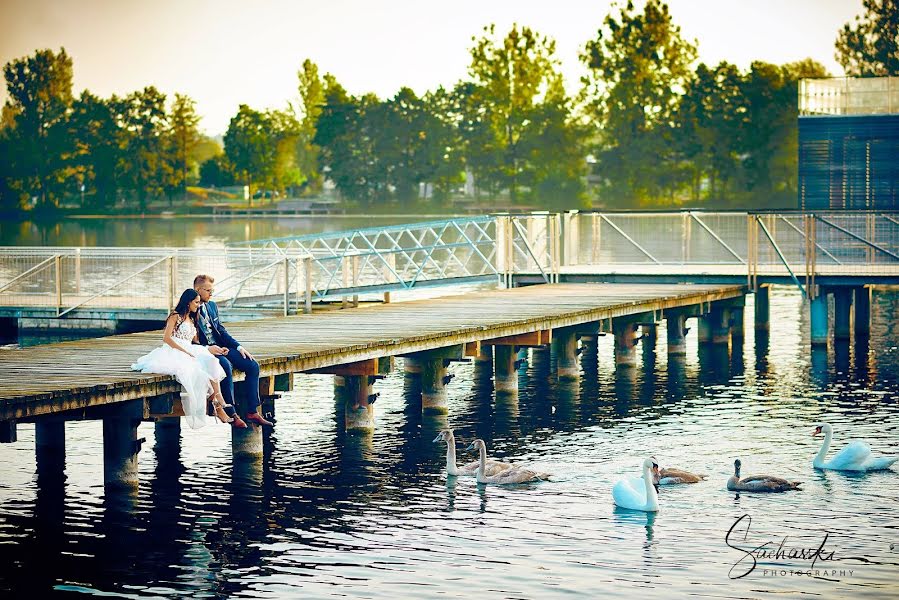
[1,0,864,135]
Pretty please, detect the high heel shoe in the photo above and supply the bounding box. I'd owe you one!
[212,395,234,424]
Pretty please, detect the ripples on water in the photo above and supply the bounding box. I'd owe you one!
[1,288,898,598]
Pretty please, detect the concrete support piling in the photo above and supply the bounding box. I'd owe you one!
[641,324,657,348]
[493,345,519,395]
[232,381,263,458]
[731,308,745,339]
[153,417,180,448]
[709,307,732,345]
[102,416,141,488]
[344,375,375,431]
[666,313,688,355]
[553,329,579,380]
[421,359,450,414]
[833,288,853,341]
[854,286,871,338]
[697,315,713,344]
[613,320,638,367]
[810,293,829,346]
[35,420,65,456]
[755,285,770,331]
[403,357,423,376]
[474,345,493,365]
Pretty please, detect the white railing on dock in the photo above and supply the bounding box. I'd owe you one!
[1,211,898,316]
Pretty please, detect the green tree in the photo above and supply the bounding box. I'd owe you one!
[467,24,565,202]
[167,93,201,202]
[294,59,326,193]
[118,87,168,210]
[199,154,235,187]
[836,0,899,75]
[675,62,744,203]
[224,105,270,204]
[739,59,828,206]
[0,106,24,211]
[67,91,122,209]
[314,78,376,205]
[581,0,697,206]
[2,48,74,208]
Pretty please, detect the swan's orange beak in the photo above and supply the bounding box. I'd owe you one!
[813,426,822,436]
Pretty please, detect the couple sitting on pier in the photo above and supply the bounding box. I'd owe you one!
[131,274,274,430]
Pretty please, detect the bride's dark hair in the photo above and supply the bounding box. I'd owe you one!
[171,288,201,321]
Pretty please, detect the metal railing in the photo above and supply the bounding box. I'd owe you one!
[2,211,897,316]
[799,76,899,116]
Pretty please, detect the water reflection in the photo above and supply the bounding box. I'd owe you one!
[1,288,898,597]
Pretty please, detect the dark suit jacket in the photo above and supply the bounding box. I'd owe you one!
[196,300,241,349]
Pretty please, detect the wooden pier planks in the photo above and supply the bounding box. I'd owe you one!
[0,283,745,420]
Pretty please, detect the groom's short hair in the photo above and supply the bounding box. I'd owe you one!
[193,274,215,287]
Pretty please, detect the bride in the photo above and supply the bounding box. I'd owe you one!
[132,288,245,429]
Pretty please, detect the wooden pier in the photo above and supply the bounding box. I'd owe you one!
[1,282,749,486]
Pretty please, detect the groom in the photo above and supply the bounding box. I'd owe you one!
[193,274,273,427]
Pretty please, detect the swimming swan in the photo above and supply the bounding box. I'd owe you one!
[813,423,898,472]
[613,457,660,512]
[656,467,708,485]
[432,429,513,477]
[464,439,550,484]
[726,459,801,492]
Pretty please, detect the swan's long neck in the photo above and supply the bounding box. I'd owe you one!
[814,429,832,468]
[643,465,659,510]
[478,443,487,477]
[445,436,459,476]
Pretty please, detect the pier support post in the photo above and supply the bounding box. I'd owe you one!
[697,315,713,344]
[404,357,423,376]
[103,414,142,489]
[709,307,732,345]
[666,313,688,355]
[754,285,770,331]
[345,375,376,431]
[553,328,579,380]
[641,324,657,349]
[153,417,180,446]
[35,420,66,456]
[232,381,263,458]
[810,292,829,346]
[833,288,852,341]
[613,320,638,367]
[474,345,492,366]
[421,359,450,414]
[493,345,519,395]
[854,286,871,338]
[731,308,745,340]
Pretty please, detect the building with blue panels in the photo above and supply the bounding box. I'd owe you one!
[798,77,899,210]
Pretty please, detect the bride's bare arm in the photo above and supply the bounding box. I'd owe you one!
[163,314,196,358]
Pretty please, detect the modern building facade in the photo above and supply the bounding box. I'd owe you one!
[798,77,899,210]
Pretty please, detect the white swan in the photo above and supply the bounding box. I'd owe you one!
[726,459,801,492]
[813,423,898,471]
[464,439,550,484]
[432,429,514,477]
[613,457,660,512]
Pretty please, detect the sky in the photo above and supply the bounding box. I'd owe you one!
[0,0,864,136]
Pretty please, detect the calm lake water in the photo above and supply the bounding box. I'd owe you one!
[0,218,898,598]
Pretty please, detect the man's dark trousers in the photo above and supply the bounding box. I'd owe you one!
[216,351,260,414]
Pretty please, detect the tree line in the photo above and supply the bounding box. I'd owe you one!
[1,0,895,214]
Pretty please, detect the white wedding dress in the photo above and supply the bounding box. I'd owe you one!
[132,316,227,429]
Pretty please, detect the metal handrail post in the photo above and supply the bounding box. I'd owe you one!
[75,248,82,295]
[55,255,62,316]
[304,255,313,314]
[283,257,289,317]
